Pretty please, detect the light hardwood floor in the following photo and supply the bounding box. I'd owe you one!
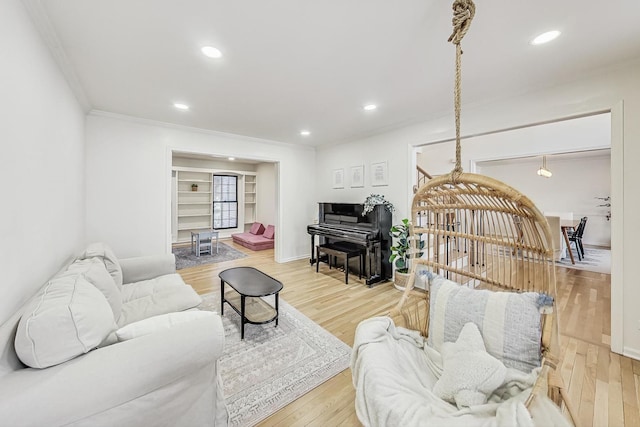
[179,241,639,427]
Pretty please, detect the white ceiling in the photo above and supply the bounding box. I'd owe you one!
[32,0,640,146]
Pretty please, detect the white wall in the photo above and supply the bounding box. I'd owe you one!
[477,154,611,246]
[256,162,277,227]
[0,0,85,322]
[316,139,411,224]
[85,113,315,262]
[316,57,640,359]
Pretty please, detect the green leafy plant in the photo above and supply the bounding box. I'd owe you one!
[362,194,395,216]
[389,218,423,273]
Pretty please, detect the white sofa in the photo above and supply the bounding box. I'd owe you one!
[0,243,228,427]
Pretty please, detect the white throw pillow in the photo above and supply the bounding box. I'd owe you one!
[64,258,122,319]
[15,274,116,369]
[433,322,507,408]
[427,274,544,372]
[115,311,216,341]
[78,242,123,288]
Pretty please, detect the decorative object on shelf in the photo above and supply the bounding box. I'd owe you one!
[389,218,423,290]
[371,161,388,186]
[362,194,394,216]
[333,168,344,189]
[596,196,611,207]
[191,183,198,191]
[350,165,364,188]
[536,156,552,178]
[596,196,611,221]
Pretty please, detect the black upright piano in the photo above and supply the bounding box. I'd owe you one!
[307,202,392,286]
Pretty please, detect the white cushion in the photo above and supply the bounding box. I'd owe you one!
[427,273,544,372]
[64,258,122,319]
[15,274,116,368]
[433,322,507,408]
[120,273,188,303]
[117,274,203,327]
[78,242,123,288]
[115,311,216,341]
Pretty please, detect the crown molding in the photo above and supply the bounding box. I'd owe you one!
[21,0,91,112]
[89,110,316,152]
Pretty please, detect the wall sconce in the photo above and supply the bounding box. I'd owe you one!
[537,155,552,178]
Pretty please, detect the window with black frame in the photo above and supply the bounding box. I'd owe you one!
[212,175,238,229]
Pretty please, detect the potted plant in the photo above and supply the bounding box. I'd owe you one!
[362,194,395,216]
[389,218,423,290]
[191,183,198,191]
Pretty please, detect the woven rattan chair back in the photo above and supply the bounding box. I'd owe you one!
[390,172,578,424]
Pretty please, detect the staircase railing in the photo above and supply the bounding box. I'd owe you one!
[414,165,433,193]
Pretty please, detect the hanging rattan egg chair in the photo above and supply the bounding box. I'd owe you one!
[390,172,578,423]
[358,0,578,425]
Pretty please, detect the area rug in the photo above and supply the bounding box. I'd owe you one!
[556,246,611,274]
[197,291,351,427]
[173,243,247,270]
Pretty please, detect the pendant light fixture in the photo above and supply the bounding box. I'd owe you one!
[537,155,552,178]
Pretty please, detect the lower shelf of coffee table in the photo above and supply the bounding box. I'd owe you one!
[224,290,277,323]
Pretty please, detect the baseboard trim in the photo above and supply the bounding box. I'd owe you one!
[623,346,640,361]
[278,254,310,263]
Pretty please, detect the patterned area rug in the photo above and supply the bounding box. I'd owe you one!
[173,243,247,270]
[198,291,351,427]
[556,246,611,274]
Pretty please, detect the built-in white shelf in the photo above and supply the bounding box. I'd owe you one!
[244,175,257,224]
[175,170,213,242]
[172,168,258,243]
[178,225,212,231]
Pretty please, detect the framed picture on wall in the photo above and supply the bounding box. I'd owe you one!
[350,165,364,188]
[371,161,388,186]
[333,168,345,189]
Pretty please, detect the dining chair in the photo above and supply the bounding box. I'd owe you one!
[568,217,587,260]
[196,230,214,257]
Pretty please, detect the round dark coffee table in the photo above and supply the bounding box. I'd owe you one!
[219,267,283,339]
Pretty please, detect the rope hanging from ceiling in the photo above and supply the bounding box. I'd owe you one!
[447,0,475,182]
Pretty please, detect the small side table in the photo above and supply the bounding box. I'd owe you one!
[191,230,219,256]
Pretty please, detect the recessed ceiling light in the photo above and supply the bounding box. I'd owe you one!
[201,46,223,58]
[300,130,311,136]
[173,103,189,110]
[228,157,235,161]
[363,104,377,111]
[531,30,561,45]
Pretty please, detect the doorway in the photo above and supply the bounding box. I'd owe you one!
[412,110,623,354]
[170,151,279,261]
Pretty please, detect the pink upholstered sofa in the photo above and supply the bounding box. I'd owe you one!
[231,223,274,251]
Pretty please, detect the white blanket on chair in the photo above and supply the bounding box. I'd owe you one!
[351,317,571,427]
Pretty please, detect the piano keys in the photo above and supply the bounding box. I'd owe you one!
[307,202,392,286]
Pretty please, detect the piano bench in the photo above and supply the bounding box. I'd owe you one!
[316,242,365,284]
